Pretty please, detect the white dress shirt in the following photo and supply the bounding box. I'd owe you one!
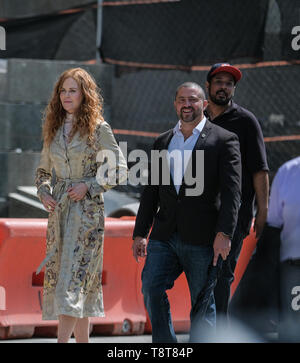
[167,117,206,194]
[267,156,300,262]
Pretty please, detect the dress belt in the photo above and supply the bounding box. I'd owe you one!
[56,176,86,183]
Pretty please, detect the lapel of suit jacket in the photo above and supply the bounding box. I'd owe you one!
[178,119,213,197]
[155,129,177,194]
[157,129,174,150]
[192,119,213,151]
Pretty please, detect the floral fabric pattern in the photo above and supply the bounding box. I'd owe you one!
[35,121,127,320]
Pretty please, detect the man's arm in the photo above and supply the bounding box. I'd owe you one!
[132,139,160,261]
[131,174,159,262]
[213,133,242,265]
[243,111,269,238]
[253,170,269,239]
[132,183,159,233]
[215,133,242,238]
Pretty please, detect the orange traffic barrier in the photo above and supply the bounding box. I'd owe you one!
[0,217,146,339]
[0,217,257,339]
[91,217,146,335]
[0,218,53,339]
[230,223,258,298]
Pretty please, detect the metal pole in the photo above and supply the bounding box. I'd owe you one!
[96,0,103,62]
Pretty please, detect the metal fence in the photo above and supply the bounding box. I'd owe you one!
[0,0,299,183]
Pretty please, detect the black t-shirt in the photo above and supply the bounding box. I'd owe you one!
[205,102,269,235]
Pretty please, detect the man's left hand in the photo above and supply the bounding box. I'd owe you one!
[213,232,231,266]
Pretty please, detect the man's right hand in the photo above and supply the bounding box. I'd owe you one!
[132,236,148,262]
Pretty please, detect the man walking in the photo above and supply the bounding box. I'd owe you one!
[132,82,241,342]
[205,63,269,326]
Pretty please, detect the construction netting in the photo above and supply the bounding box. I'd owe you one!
[0,0,299,181]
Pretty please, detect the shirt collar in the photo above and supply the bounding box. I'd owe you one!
[173,116,207,135]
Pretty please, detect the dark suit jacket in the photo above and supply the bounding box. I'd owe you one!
[133,120,241,245]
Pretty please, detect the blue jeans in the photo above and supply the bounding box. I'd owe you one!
[141,232,215,343]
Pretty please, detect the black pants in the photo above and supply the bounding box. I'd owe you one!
[214,218,247,326]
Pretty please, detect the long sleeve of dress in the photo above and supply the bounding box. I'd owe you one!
[83,121,128,199]
[35,144,53,202]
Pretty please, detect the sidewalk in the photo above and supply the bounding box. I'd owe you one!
[0,332,278,343]
[0,333,189,343]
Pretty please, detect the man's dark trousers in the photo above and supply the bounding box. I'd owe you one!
[214,217,247,326]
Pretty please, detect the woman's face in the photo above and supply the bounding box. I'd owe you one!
[59,77,83,114]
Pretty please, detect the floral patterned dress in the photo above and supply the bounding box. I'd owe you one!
[35,121,127,320]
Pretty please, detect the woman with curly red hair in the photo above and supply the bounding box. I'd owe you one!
[35,67,127,343]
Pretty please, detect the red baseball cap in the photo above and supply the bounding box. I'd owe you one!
[207,63,242,83]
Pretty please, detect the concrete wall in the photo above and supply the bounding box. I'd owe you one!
[0,58,113,207]
[3,58,112,105]
[0,102,44,151]
[0,151,40,196]
[0,58,113,153]
[0,60,7,100]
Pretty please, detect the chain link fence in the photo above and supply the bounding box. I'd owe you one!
[111,63,300,182]
[0,0,299,184]
[101,0,300,184]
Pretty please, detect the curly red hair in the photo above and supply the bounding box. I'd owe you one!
[42,67,104,146]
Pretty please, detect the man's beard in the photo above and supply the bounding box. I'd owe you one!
[180,107,200,122]
[209,87,232,106]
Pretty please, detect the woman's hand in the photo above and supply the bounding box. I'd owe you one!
[41,194,57,213]
[67,183,88,202]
